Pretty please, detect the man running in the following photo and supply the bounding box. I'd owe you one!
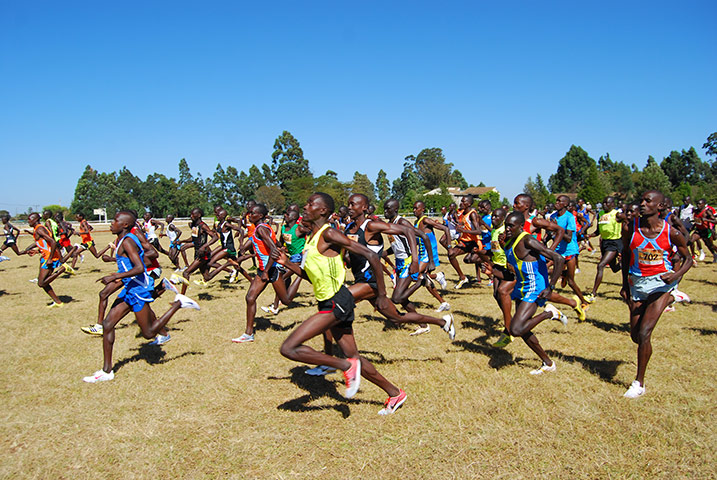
[0,214,21,260]
[550,195,590,308]
[19,213,67,307]
[620,190,693,398]
[275,192,408,415]
[82,211,200,383]
[690,199,717,262]
[262,208,306,315]
[449,195,482,289]
[585,196,625,302]
[173,208,219,292]
[70,212,107,268]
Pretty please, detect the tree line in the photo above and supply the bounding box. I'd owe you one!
[524,133,717,208]
[69,131,474,218]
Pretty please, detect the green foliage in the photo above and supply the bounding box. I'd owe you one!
[549,145,596,193]
[414,148,453,190]
[635,156,672,196]
[598,153,634,199]
[703,132,717,158]
[422,187,453,213]
[315,172,350,207]
[524,174,552,209]
[479,190,501,209]
[256,185,286,212]
[451,169,468,189]
[391,157,422,202]
[375,169,390,205]
[578,162,606,205]
[350,172,376,204]
[659,147,710,189]
[271,131,310,188]
[42,204,71,218]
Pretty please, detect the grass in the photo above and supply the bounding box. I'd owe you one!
[1,231,715,479]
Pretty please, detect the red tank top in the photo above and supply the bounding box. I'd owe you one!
[628,218,672,277]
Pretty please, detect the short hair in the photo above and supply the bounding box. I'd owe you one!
[350,193,369,205]
[384,198,399,210]
[480,199,492,208]
[557,195,570,203]
[414,201,426,209]
[118,210,138,223]
[192,207,204,216]
[254,203,269,216]
[314,192,335,214]
[514,194,533,206]
[76,212,85,219]
[462,194,474,205]
[29,212,40,221]
[506,211,525,226]
[1,214,10,221]
[492,207,506,219]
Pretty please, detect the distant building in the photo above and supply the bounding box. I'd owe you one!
[424,186,500,205]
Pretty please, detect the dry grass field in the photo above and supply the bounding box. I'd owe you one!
[1,230,715,479]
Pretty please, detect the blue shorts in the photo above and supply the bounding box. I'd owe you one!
[395,257,411,279]
[117,285,155,312]
[425,232,440,267]
[511,275,547,307]
[169,241,179,250]
[289,253,303,264]
[40,258,62,270]
[629,273,677,302]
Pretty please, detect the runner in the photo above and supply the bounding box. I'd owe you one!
[262,209,306,315]
[142,212,167,255]
[173,208,219,292]
[82,211,200,383]
[70,212,107,268]
[162,214,183,269]
[412,200,452,306]
[550,195,590,308]
[503,211,570,374]
[690,199,717,262]
[620,190,693,398]
[205,208,252,284]
[275,192,408,414]
[585,196,625,301]
[0,214,21,260]
[487,208,517,348]
[19,213,67,306]
[448,195,483,288]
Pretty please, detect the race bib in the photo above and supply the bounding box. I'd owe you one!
[191,226,199,236]
[282,233,293,244]
[637,247,663,266]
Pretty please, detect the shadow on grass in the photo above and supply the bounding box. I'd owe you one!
[255,316,301,332]
[270,366,382,418]
[360,350,443,366]
[58,295,75,303]
[453,310,497,331]
[546,350,627,386]
[686,327,717,336]
[584,317,630,333]
[197,292,215,301]
[0,289,18,297]
[114,345,204,373]
[452,339,517,370]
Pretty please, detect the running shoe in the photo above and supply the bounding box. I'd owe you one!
[671,289,691,303]
[454,278,469,289]
[193,279,208,287]
[62,264,76,275]
[80,254,85,263]
[442,313,456,340]
[305,365,337,376]
[575,268,581,274]
[545,304,568,326]
[698,250,706,261]
[170,274,189,286]
[390,274,396,288]
[572,295,586,321]
[81,324,103,336]
[261,305,280,315]
[492,332,513,348]
[623,380,645,398]
[231,333,255,343]
[664,305,676,312]
[162,277,179,294]
[529,361,556,375]
[435,302,451,313]
[378,389,407,415]
[149,334,171,345]
[435,271,447,289]
[174,293,200,310]
[486,280,494,287]
[409,326,431,336]
[0,255,10,262]
[83,369,114,383]
[47,302,63,309]
[584,293,596,304]
[228,269,238,284]
[29,278,38,283]
[343,358,361,398]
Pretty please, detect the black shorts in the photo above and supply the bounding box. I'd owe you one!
[457,240,479,252]
[353,277,378,291]
[260,264,283,283]
[696,228,712,240]
[600,239,623,253]
[492,263,515,282]
[318,285,355,328]
[149,237,160,249]
[4,238,16,246]
[194,248,211,262]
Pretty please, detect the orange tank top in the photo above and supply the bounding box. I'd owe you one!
[34,224,60,261]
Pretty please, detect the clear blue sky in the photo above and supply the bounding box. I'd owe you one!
[1,1,715,214]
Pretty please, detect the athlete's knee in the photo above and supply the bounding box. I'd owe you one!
[509,322,528,337]
[245,291,259,304]
[279,341,298,360]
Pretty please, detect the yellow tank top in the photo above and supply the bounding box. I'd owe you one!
[302,223,345,301]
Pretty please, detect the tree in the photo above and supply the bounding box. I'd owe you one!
[271,131,310,188]
[549,145,596,193]
[451,169,468,189]
[391,157,421,201]
[660,147,707,189]
[703,132,717,158]
[422,187,453,213]
[178,158,193,186]
[635,156,671,195]
[597,153,634,199]
[375,169,390,204]
[414,148,452,190]
[524,174,553,208]
[350,172,375,204]
[578,162,606,205]
[256,185,286,212]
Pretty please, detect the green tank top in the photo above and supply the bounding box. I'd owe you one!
[491,225,507,267]
[302,224,345,301]
[282,223,305,256]
[47,218,60,240]
[598,209,621,240]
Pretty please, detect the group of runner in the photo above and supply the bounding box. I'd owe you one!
[1,188,712,410]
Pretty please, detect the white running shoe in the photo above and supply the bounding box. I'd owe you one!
[231,333,255,343]
[436,271,447,289]
[699,250,706,261]
[83,369,114,383]
[80,254,85,263]
[409,326,431,336]
[228,269,238,283]
[529,361,557,375]
[545,304,568,326]
[305,365,337,376]
[29,278,38,283]
[575,268,581,274]
[435,302,451,313]
[81,324,103,336]
[261,305,280,315]
[174,294,200,310]
[442,313,456,341]
[162,277,179,294]
[671,289,691,303]
[149,334,171,345]
[0,255,11,262]
[454,278,469,289]
[623,380,645,398]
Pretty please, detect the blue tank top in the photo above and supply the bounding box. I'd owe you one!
[116,233,153,290]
